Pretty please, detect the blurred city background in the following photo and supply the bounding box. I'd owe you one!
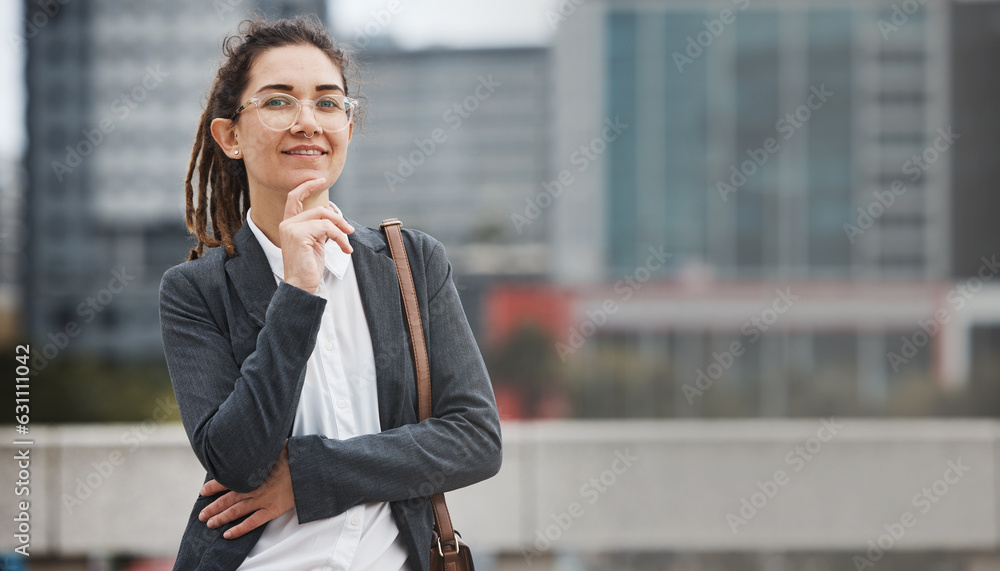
[2,0,1000,569]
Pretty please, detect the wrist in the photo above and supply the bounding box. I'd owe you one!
[284,278,319,295]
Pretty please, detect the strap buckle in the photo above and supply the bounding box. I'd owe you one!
[436,530,462,557]
[380,218,402,229]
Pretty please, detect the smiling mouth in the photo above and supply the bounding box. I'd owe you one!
[283,150,327,155]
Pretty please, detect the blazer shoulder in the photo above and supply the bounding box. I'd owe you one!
[391,225,447,271]
[400,226,444,258]
[398,227,451,298]
[159,246,228,297]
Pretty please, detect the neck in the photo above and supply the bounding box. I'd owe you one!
[249,185,330,248]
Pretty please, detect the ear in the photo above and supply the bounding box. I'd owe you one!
[346,121,353,143]
[210,117,240,156]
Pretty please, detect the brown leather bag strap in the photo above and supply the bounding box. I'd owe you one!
[380,218,462,562]
[380,218,432,421]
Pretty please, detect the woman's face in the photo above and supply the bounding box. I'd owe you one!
[231,44,353,199]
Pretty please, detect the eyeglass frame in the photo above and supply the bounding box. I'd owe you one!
[231,92,359,133]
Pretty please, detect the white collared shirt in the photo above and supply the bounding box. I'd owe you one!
[237,204,410,571]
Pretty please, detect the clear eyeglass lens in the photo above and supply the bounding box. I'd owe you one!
[256,94,353,131]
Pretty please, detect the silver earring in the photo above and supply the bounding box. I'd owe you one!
[233,150,239,155]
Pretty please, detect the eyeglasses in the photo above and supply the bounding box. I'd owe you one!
[232,92,358,133]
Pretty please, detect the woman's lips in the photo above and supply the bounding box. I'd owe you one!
[282,150,327,160]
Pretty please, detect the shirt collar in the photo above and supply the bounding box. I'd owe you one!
[245,201,351,281]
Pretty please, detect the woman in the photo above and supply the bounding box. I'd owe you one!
[158,16,502,570]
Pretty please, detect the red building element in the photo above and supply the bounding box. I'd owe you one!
[483,284,574,348]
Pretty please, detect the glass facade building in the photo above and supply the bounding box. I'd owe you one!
[598,3,946,280]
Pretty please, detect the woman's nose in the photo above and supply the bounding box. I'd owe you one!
[294,103,322,136]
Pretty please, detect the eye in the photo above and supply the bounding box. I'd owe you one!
[315,96,342,111]
[261,95,294,108]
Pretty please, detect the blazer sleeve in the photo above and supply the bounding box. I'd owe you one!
[159,266,327,493]
[286,237,503,524]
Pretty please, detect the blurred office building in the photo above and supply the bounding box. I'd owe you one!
[484,0,1000,418]
[22,0,325,362]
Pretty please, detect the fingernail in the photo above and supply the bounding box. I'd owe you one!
[199,511,206,521]
[347,225,355,232]
[207,518,214,528]
[224,531,232,539]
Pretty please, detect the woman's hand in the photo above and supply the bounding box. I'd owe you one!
[198,442,295,539]
[279,177,354,293]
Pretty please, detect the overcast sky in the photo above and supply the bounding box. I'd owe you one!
[0,0,562,159]
[328,0,559,49]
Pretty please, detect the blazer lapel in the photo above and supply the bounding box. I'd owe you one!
[225,223,278,328]
[348,219,413,431]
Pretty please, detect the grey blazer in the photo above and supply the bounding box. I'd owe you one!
[158,219,502,571]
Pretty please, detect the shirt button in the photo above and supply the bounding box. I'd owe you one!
[324,342,333,351]
[337,399,347,408]
[350,515,360,526]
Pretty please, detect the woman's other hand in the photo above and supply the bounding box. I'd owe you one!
[197,442,295,539]
[279,177,354,293]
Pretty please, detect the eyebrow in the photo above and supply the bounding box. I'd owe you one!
[254,83,344,95]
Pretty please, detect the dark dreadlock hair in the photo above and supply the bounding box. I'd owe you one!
[184,14,361,261]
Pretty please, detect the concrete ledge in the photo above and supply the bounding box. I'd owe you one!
[1,419,998,556]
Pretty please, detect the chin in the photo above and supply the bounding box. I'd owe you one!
[289,170,334,186]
